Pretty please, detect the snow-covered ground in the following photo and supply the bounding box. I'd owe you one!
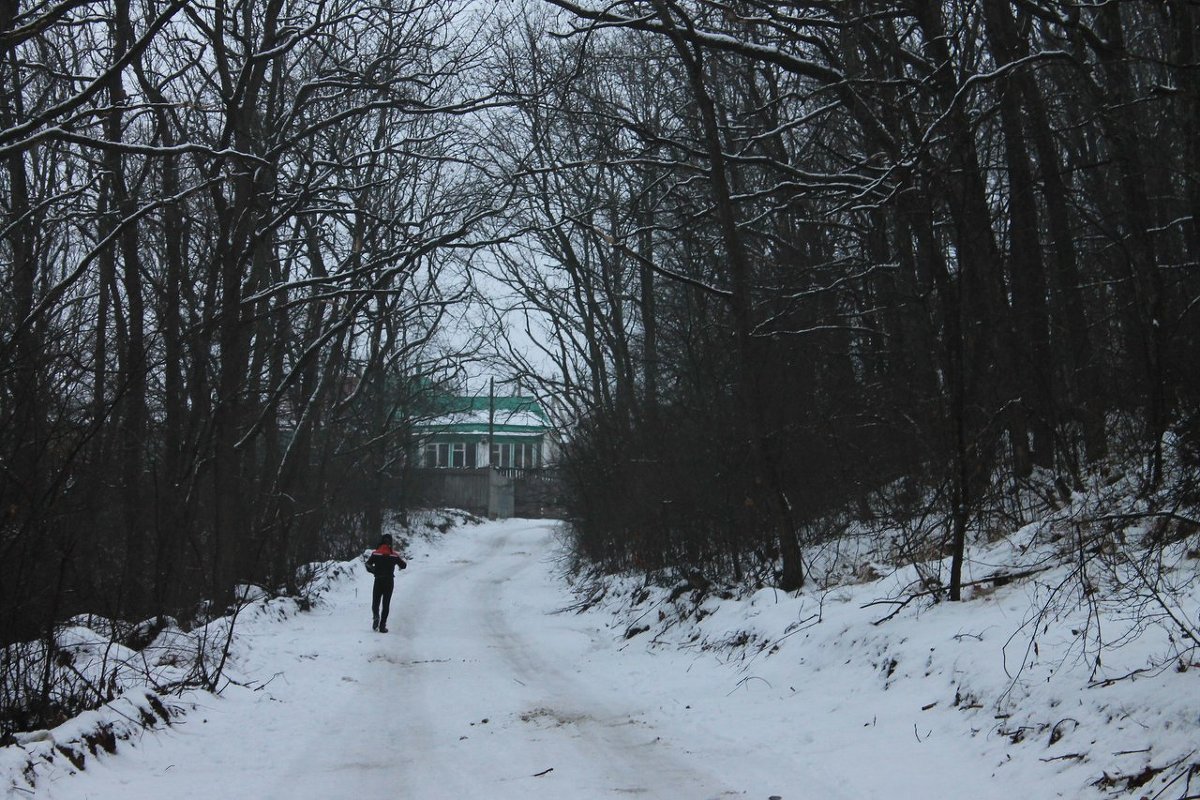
[5,517,1198,799]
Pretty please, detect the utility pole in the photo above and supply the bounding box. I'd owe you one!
[488,377,495,467]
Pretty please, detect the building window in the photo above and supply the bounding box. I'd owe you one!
[424,443,443,468]
[424,442,467,468]
[491,442,539,469]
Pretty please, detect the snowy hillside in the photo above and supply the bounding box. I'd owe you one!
[2,510,1197,799]
[577,524,1200,799]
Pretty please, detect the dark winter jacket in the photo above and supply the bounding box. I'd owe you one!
[367,544,407,581]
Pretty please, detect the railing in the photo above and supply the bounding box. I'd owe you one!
[494,466,536,479]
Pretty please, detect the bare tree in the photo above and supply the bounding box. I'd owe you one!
[0,0,507,733]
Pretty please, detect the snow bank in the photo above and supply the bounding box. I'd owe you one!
[574,515,1199,798]
[0,559,360,794]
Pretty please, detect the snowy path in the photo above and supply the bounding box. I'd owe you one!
[380,520,738,798]
[55,520,827,799]
[30,518,1198,800]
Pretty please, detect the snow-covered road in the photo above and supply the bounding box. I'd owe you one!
[56,520,818,799]
[21,517,1199,800]
[382,519,738,798]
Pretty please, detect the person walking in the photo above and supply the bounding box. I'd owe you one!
[366,533,406,633]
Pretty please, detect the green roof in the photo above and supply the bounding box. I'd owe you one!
[414,395,550,435]
[441,395,548,421]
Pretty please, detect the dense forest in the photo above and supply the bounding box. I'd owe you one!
[2,0,1198,732]
[484,0,1200,597]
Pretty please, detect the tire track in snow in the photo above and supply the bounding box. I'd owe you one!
[474,525,731,796]
[388,520,737,799]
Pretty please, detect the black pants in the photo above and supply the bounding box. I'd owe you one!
[372,579,394,627]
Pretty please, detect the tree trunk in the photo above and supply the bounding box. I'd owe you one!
[1088,4,1168,486]
[982,0,1056,475]
[638,203,659,422]
[650,0,803,590]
